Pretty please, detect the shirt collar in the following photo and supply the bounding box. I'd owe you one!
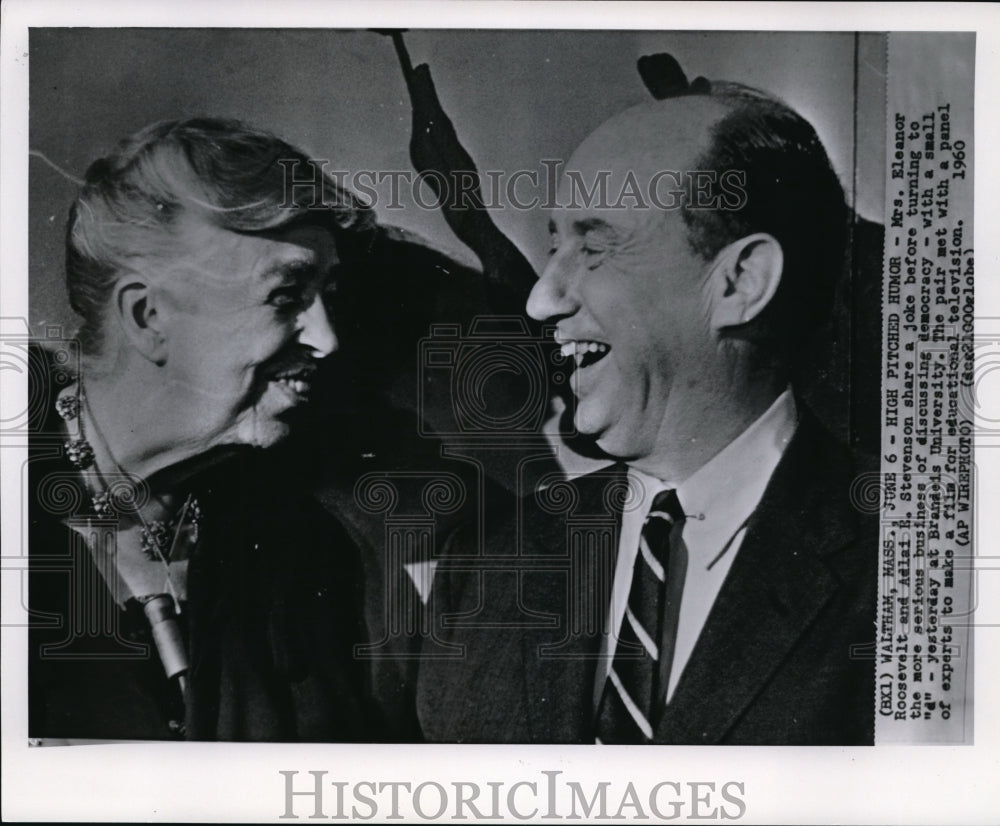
[629,388,798,562]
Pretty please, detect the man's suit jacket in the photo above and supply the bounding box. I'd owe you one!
[416,413,877,745]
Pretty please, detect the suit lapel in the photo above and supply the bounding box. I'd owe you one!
[656,415,859,744]
[520,465,627,742]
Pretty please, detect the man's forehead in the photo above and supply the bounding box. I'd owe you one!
[563,97,724,185]
[548,98,726,235]
[548,211,636,237]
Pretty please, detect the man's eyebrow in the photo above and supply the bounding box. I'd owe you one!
[571,217,624,238]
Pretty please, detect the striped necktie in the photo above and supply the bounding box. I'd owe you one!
[596,488,685,743]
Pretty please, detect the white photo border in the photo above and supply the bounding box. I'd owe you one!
[2,2,999,823]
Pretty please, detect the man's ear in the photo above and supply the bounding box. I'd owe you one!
[114,278,168,365]
[707,233,783,330]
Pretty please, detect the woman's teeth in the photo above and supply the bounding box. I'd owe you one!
[275,376,309,395]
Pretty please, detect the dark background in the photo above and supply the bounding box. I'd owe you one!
[29,29,885,334]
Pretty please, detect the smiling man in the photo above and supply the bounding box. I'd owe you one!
[29,118,377,741]
[417,82,878,745]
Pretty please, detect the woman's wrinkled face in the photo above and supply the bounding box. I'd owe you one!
[153,214,340,450]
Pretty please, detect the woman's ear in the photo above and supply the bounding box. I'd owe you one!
[707,233,784,330]
[114,278,168,365]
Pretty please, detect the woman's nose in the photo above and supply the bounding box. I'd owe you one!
[298,294,338,357]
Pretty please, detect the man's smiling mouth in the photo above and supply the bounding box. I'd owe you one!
[558,339,611,369]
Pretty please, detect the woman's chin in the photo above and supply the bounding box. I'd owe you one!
[233,416,291,449]
[232,396,295,448]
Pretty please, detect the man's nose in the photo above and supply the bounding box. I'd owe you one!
[298,294,338,357]
[526,257,576,321]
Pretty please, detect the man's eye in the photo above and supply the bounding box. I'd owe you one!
[581,243,610,268]
[547,236,559,256]
[581,230,612,257]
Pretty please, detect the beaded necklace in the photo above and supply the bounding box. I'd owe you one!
[58,382,202,570]
[56,380,200,698]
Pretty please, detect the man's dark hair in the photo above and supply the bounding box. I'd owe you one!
[682,82,849,361]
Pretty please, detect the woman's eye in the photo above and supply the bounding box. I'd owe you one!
[268,286,305,309]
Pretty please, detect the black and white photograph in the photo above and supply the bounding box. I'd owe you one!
[1,2,997,823]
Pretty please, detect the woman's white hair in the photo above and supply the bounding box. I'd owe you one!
[66,117,375,354]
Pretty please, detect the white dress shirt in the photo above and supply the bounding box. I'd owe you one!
[593,388,799,714]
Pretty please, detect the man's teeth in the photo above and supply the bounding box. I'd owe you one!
[558,341,610,366]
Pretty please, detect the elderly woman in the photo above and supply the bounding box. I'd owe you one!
[29,118,377,741]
